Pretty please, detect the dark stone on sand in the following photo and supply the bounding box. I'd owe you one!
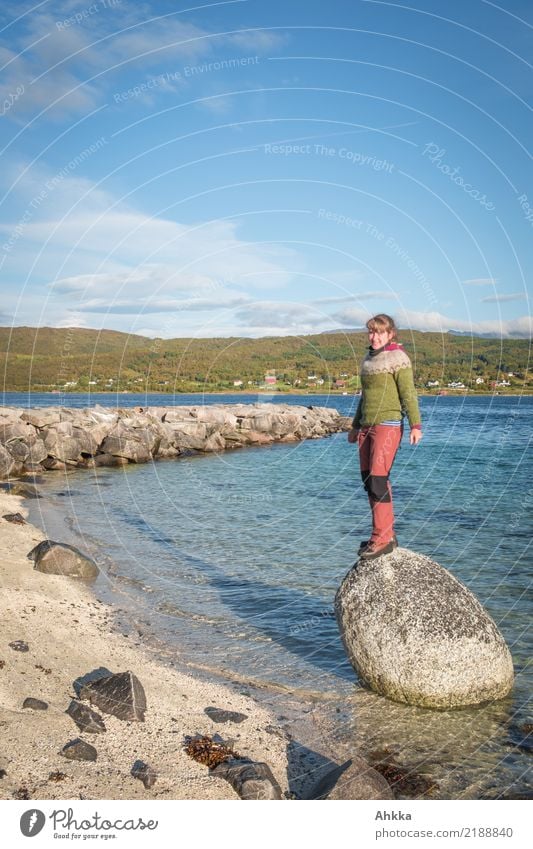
[204,706,248,724]
[3,512,26,524]
[22,697,48,711]
[9,640,29,652]
[28,540,99,579]
[61,738,98,762]
[210,758,283,800]
[131,760,157,789]
[307,757,394,800]
[66,700,106,734]
[80,670,146,722]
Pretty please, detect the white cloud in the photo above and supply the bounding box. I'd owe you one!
[74,294,251,314]
[313,291,395,305]
[481,293,528,303]
[333,307,532,338]
[235,301,332,329]
[463,278,497,286]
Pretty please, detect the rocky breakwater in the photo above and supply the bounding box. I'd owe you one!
[0,403,349,480]
[335,548,514,709]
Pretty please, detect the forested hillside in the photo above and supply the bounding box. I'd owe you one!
[0,326,530,393]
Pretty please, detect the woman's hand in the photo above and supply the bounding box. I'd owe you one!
[410,429,423,445]
[347,428,359,444]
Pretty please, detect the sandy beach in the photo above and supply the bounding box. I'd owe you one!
[0,489,293,801]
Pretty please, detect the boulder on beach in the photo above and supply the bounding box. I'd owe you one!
[335,548,514,709]
[80,670,147,722]
[28,540,99,579]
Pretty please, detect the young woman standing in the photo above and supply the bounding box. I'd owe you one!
[348,314,422,560]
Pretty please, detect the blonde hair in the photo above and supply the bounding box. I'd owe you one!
[366,313,398,340]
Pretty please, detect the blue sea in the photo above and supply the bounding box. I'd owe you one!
[12,392,531,799]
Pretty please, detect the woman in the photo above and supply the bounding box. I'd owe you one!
[348,314,422,560]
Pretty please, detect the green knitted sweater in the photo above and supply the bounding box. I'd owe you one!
[352,343,421,429]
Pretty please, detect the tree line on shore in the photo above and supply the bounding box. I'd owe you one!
[0,326,529,393]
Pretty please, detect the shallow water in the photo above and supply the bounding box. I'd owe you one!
[24,393,532,798]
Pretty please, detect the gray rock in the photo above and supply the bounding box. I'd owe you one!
[61,738,98,762]
[72,426,103,456]
[100,434,151,463]
[9,640,29,652]
[6,440,30,463]
[131,760,157,789]
[41,457,68,471]
[44,432,82,462]
[205,707,248,724]
[80,670,146,722]
[66,700,106,733]
[94,453,129,467]
[307,757,394,800]
[0,444,16,479]
[28,540,99,579]
[335,548,515,709]
[20,410,61,428]
[211,758,283,800]
[22,697,48,710]
[26,440,48,465]
[0,421,35,443]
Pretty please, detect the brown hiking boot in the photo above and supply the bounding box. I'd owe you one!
[357,534,397,556]
[359,539,395,560]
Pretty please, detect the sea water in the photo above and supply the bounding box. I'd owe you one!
[19,393,531,798]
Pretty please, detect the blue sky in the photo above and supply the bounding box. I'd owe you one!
[0,0,531,338]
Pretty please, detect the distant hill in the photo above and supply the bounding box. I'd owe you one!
[0,325,530,392]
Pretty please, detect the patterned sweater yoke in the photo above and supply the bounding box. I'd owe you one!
[352,342,422,429]
[360,345,413,376]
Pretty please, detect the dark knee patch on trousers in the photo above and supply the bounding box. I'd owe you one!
[368,474,391,502]
[360,469,370,492]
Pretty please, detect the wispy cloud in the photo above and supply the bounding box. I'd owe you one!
[313,291,394,305]
[1,5,284,121]
[463,278,497,287]
[481,293,527,303]
[74,294,251,314]
[235,300,332,329]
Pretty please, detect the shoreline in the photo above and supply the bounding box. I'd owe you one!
[0,489,298,800]
[2,390,532,398]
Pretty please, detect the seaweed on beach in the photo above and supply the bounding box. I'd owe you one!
[184,734,240,768]
[368,749,439,798]
[13,786,31,799]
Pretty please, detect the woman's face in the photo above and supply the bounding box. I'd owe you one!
[368,326,394,350]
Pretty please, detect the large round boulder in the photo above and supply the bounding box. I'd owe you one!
[335,548,514,709]
[28,540,99,579]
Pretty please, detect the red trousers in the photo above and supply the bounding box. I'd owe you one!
[358,424,403,545]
